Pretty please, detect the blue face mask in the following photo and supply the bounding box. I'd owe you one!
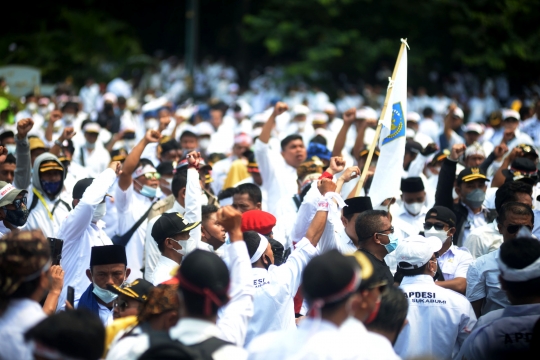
[140,184,157,198]
[379,232,399,253]
[41,180,62,195]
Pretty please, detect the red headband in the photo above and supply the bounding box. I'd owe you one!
[177,273,229,316]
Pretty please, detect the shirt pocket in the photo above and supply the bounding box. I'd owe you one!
[441,258,458,280]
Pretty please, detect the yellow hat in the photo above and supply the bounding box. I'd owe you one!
[29,137,47,151]
[39,160,64,173]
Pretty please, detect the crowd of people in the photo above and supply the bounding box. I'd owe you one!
[1,58,540,360]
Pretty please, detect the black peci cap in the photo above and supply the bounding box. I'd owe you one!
[90,245,127,267]
[425,206,457,227]
[72,178,94,200]
[156,161,175,176]
[343,197,373,217]
[401,177,425,193]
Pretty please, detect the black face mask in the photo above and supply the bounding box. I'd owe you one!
[4,208,29,226]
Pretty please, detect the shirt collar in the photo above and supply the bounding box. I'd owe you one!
[172,201,185,214]
[461,201,487,216]
[159,254,180,267]
[400,274,434,286]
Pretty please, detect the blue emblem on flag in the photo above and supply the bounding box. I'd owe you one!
[382,102,405,145]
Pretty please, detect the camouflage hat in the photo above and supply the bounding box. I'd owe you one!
[137,284,180,322]
[296,159,324,182]
[0,230,50,299]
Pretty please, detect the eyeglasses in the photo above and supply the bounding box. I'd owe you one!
[144,172,161,180]
[3,196,27,210]
[375,226,394,236]
[423,222,446,231]
[113,299,130,312]
[506,224,533,234]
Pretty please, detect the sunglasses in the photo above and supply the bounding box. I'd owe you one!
[113,299,130,312]
[143,172,161,180]
[506,224,533,234]
[3,196,27,210]
[423,222,446,231]
[375,226,394,236]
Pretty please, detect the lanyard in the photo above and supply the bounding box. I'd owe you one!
[32,188,54,220]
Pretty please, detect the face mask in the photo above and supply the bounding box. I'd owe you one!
[92,283,118,304]
[171,238,191,256]
[424,228,449,243]
[41,180,62,195]
[26,102,37,113]
[63,114,75,124]
[140,184,157,198]
[3,208,29,226]
[5,144,16,154]
[199,138,210,150]
[38,107,49,116]
[145,118,159,130]
[380,233,399,253]
[465,188,485,209]
[86,141,96,150]
[92,203,107,223]
[404,202,423,216]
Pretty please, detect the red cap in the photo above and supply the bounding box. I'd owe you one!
[241,210,276,235]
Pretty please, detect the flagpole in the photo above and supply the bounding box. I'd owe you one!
[352,39,409,198]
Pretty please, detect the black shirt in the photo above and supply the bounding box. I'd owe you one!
[358,249,395,286]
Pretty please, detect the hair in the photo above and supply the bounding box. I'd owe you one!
[24,309,105,360]
[355,210,389,242]
[495,181,533,213]
[180,130,197,141]
[8,277,41,302]
[117,96,126,106]
[138,158,155,168]
[201,204,218,222]
[310,135,327,146]
[422,107,434,118]
[500,237,540,298]
[268,238,285,266]
[80,119,93,131]
[217,187,238,201]
[244,231,262,261]
[172,167,188,198]
[236,183,262,204]
[3,153,16,165]
[497,201,534,226]
[398,262,429,277]
[366,286,409,336]
[281,134,303,151]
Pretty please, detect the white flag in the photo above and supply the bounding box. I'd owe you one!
[369,44,408,207]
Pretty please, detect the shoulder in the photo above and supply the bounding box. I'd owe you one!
[151,195,175,212]
[452,246,473,259]
[212,344,248,360]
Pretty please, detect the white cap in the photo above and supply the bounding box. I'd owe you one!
[323,103,336,113]
[407,111,421,122]
[175,106,194,120]
[448,107,464,119]
[292,104,310,116]
[103,92,117,104]
[356,107,378,120]
[250,113,268,124]
[195,122,214,136]
[312,112,328,124]
[395,235,442,269]
[141,96,168,113]
[465,142,486,158]
[126,97,139,111]
[406,128,416,139]
[502,108,521,121]
[83,122,101,133]
[465,122,484,134]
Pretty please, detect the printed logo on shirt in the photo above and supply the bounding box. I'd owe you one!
[254,277,270,288]
[505,332,533,344]
[404,291,447,304]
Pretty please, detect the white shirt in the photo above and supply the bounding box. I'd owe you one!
[210,156,235,195]
[438,244,474,281]
[396,204,428,236]
[461,203,489,244]
[0,299,46,360]
[394,275,476,360]
[466,249,510,316]
[24,188,71,238]
[418,119,440,143]
[72,143,111,178]
[253,139,299,217]
[245,237,318,346]
[56,168,116,310]
[463,221,502,259]
[115,183,155,280]
[150,255,178,285]
[339,317,401,360]
[458,303,540,360]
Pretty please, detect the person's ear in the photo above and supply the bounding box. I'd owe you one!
[86,269,93,282]
[125,268,131,279]
[256,202,262,210]
[455,186,461,197]
[448,227,456,236]
[181,188,187,199]
[497,221,503,235]
[164,238,174,249]
[341,215,348,227]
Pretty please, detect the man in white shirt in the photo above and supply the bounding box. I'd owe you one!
[149,212,201,285]
[398,177,428,235]
[56,162,121,310]
[244,178,336,346]
[254,102,307,216]
[77,245,131,326]
[0,230,52,360]
[467,201,534,318]
[393,235,477,360]
[459,237,540,359]
[211,133,252,195]
[72,121,111,178]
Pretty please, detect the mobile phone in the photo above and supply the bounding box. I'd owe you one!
[67,286,74,308]
[48,237,64,266]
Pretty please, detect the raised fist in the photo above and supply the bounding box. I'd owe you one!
[449,144,466,161]
[328,156,346,175]
[318,178,337,196]
[17,118,34,139]
[272,102,289,117]
[186,151,201,168]
[108,161,122,176]
[216,206,242,233]
[339,166,361,183]
[145,129,161,143]
[343,108,356,124]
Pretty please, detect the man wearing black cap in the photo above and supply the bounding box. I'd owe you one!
[247,250,362,359]
[435,144,497,245]
[424,206,473,295]
[150,212,201,285]
[56,162,122,311]
[398,177,428,234]
[78,245,131,325]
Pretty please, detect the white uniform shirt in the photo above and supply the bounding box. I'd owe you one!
[244,237,318,346]
[56,168,116,310]
[339,317,401,359]
[253,139,299,217]
[150,255,178,285]
[466,249,510,316]
[458,303,540,360]
[210,156,234,195]
[24,188,71,238]
[394,275,477,360]
[115,183,155,280]
[438,245,474,281]
[463,221,502,259]
[396,204,428,236]
[461,203,488,244]
[0,299,46,360]
[72,143,111,178]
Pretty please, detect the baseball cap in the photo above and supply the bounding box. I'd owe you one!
[0,181,27,207]
[29,137,47,151]
[456,167,488,185]
[425,206,457,227]
[502,108,521,121]
[407,112,421,123]
[39,160,64,173]
[395,235,442,269]
[359,147,380,158]
[82,122,101,134]
[464,143,486,158]
[312,112,329,125]
[151,212,200,243]
[465,122,484,134]
[108,278,155,302]
[110,148,128,162]
[241,210,276,235]
[405,140,423,154]
[72,178,112,200]
[502,158,538,183]
[356,107,378,120]
[428,149,450,166]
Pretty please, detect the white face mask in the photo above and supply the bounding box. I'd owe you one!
[170,238,195,256]
[425,228,449,243]
[92,203,107,223]
[199,138,210,150]
[404,202,423,216]
[92,283,118,303]
[26,102,38,112]
[64,114,75,123]
[145,118,159,130]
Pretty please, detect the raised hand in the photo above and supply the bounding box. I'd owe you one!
[339,166,361,183]
[59,127,76,142]
[49,110,62,123]
[0,146,7,164]
[49,265,65,294]
[449,144,466,161]
[272,102,289,117]
[186,151,201,168]
[216,206,243,240]
[108,161,122,176]
[328,156,346,175]
[343,108,356,124]
[17,118,34,139]
[145,129,161,143]
[493,144,508,159]
[318,178,337,196]
[421,143,439,156]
